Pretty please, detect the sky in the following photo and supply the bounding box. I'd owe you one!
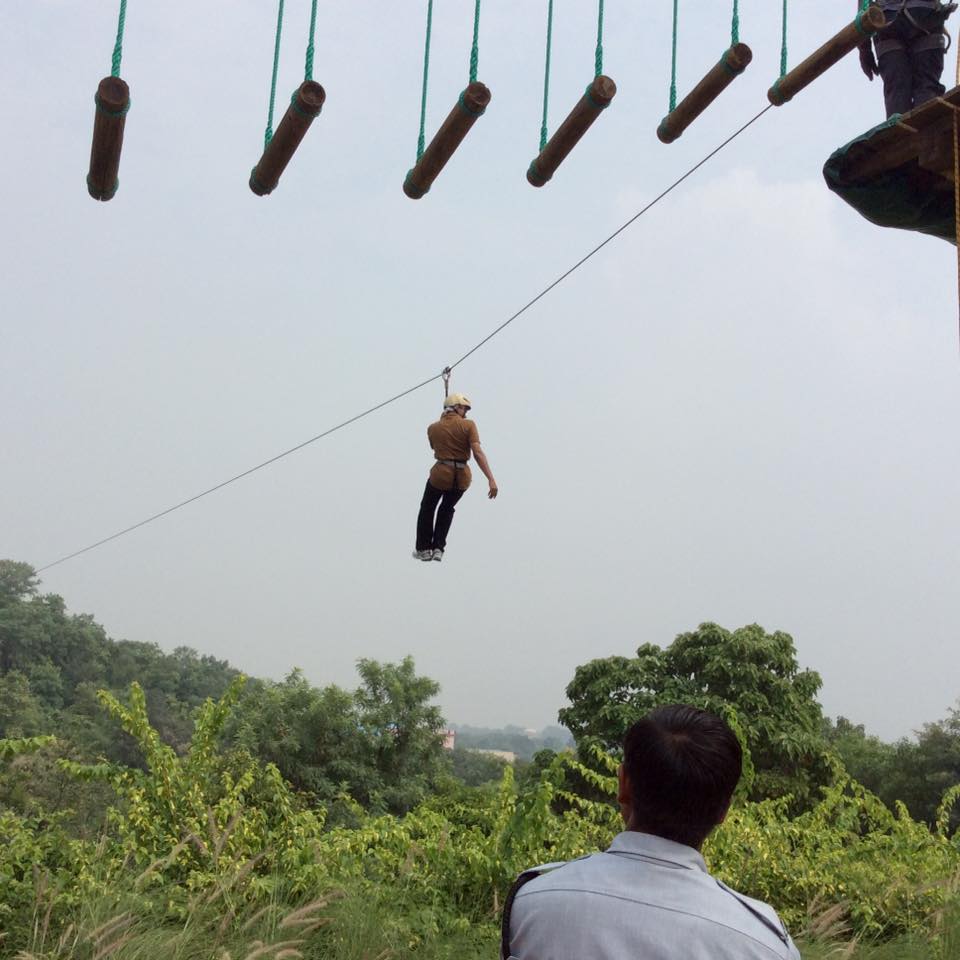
[2,2,959,743]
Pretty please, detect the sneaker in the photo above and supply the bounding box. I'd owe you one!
[431,549,444,562]
[412,549,433,561]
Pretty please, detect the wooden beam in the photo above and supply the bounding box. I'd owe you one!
[527,75,616,187]
[87,76,130,201]
[250,81,326,196]
[768,5,885,106]
[658,44,752,144]
[403,82,491,199]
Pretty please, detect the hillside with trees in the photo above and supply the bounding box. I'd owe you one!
[0,559,958,959]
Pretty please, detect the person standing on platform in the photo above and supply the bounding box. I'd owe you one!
[413,393,497,563]
[859,0,956,118]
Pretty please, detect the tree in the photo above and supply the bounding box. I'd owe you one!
[355,656,446,814]
[824,716,897,800]
[0,561,39,606]
[559,622,830,805]
[448,748,508,787]
[0,672,47,738]
[224,670,378,807]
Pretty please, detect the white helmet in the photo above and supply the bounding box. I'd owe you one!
[443,392,472,410]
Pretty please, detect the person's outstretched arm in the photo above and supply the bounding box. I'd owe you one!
[471,441,498,498]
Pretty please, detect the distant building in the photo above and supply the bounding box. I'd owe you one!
[474,748,516,763]
[441,729,456,751]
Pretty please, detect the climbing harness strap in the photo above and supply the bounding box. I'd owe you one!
[437,459,467,468]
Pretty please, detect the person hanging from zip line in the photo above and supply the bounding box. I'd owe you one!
[858,0,957,118]
[413,391,498,563]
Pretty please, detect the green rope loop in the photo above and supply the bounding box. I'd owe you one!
[539,0,554,151]
[731,0,740,46]
[304,0,319,81]
[416,0,434,161]
[595,0,605,77]
[669,0,679,112]
[780,0,788,78]
[110,0,128,77]
[469,0,481,84]
[264,0,285,146]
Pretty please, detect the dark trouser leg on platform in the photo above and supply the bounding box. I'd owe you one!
[877,11,946,117]
[432,488,464,551]
[911,47,945,108]
[880,48,914,116]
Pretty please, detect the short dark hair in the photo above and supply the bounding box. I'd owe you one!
[622,705,742,849]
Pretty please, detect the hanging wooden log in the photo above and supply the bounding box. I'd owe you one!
[527,75,616,187]
[768,5,885,106]
[657,44,753,144]
[403,81,492,199]
[250,80,326,196]
[87,76,130,201]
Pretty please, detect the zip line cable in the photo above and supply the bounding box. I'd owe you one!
[37,103,773,574]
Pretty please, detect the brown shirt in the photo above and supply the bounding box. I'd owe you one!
[427,412,480,491]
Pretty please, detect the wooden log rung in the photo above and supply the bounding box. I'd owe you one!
[87,76,130,202]
[403,82,491,199]
[527,75,616,188]
[250,80,326,197]
[658,43,752,145]
[768,5,886,106]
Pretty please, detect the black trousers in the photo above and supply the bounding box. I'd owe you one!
[876,11,946,117]
[416,481,465,552]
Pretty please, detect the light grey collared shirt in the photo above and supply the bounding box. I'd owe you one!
[506,832,801,960]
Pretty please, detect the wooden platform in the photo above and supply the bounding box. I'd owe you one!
[840,85,960,183]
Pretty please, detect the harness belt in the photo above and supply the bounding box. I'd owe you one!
[875,0,956,56]
[437,459,468,468]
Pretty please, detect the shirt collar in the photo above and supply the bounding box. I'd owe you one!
[606,831,708,873]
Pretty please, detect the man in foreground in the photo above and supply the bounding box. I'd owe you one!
[413,392,497,563]
[502,705,801,960]
[859,0,955,118]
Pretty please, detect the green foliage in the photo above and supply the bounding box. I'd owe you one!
[0,734,56,762]
[1,569,959,958]
[0,675,957,958]
[0,561,238,763]
[447,748,508,787]
[225,658,449,817]
[354,656,447,814]
[559,622,831,805]
[826,707,960,831]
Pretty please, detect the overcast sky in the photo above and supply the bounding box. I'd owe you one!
[3,2,958,743]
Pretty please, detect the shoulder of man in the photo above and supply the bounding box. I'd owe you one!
[500,859,580,960]
[712,878,797,954]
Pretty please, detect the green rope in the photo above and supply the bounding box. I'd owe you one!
[539,0,554,151]
[731,0,739,45]
[780,0,788,77]
[110,0,128,77]
[304,0,318,81]
[264,0,285,146]
[669,0,679,112]
[416,0,434,161]
[469,0,481,84]
[595,0,605,77]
